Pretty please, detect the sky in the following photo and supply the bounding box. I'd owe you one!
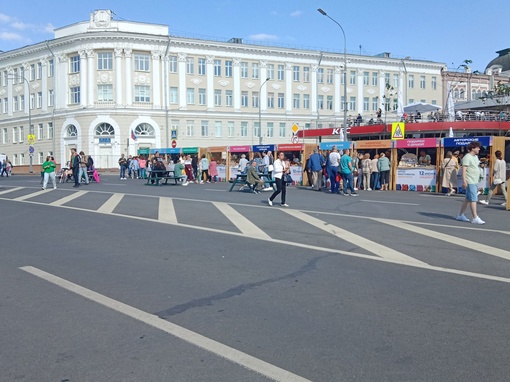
[1,0,509,73]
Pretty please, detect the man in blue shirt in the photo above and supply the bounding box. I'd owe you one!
[340,148,358,196]
[309,149,325,191]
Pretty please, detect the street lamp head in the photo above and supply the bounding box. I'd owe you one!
[265,77,270,81]
[317,8,327,16]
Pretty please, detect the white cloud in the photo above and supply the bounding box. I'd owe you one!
[249,33,278,41]
[270,10,279,16]
[44,23,55,34]
[0,31,25,42]
[0,13,12,24]
[11,21,32,31]
[290,10,303,17]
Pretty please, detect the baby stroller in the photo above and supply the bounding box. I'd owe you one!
[58,167,74,183]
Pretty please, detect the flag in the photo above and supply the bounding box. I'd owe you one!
[131,129,137,141]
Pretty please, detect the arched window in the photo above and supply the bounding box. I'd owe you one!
[134,123,155,137]
[95,123,115,136]
[65,124,78,138]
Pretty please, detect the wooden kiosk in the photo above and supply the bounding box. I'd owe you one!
[207,146,228,181]
[227,145,251,180]
[353,139,393,190]
[276,143,304,185]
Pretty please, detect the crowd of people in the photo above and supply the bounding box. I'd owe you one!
[0,159,13,177]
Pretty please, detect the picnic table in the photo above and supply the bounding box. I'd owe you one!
[145,170,182,186]
[228,173,276,192]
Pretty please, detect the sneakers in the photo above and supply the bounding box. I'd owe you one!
[342,193,349,196]
[471,216,486,225]
[479,200,489,205]
[366,188,372,191]
[267,198,273,206]
[280,203,289,207]
[263,187,273,191]
[42,187,45,190]
[456,214,470,222]
[182,182,189,186]
[253,190,260,194]
[53,186,57,190]
[502,202,507,206]
[350,193,359,197]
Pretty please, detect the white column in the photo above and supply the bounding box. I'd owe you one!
[87,50,94,107]
[334,66,341,114]
[6,69,13,117]
[206,55,214,110]
[285,63,292,113]
[379,71,386,116]
[58,54,68,108]
[233,58,241,112]
[260,61,268,112]
[115,48,123,106]
[41,59,48,112]
[357,69,363,114]
[79,50,87,107]
[177,53,187,110]
[21,65,29,116]
[124,49,133,106]
[311,65,318,114]
[151,51,161,108]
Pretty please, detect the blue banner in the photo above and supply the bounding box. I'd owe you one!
[151,148,181,154]
[319,141,352,151]
[252,144,275,152]
[442,136,492,148]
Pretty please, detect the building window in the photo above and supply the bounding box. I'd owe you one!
[241,121,248,137]
[48,59,54,77]
[267,92,274,108]
[12,127,18,143]
[372,72,378,86]
[408,75,414,88]
[215,121,222,137]
[38,152,44,165]
[2,70,6,86]
[134,54,150,71]
[30,94,35,110]
[225,90,233,106]
[252,63,259,79]
[341,72,346,85]
[228,121,235,137]
[3,98,7,113]
[327,95,333,110]
[293,66,300,81]
[2,128,7,144]
[135,123,155,136]
[198,88,206,105]
[12,68,18,84]
[37,62,42,79]
[97,52,113,70]
[29,64,35,81]
[317,95,324,110]
[303,94,310,109]
[214,89,222,106]
[135,85,150,102]
[432,76,437,90]
[169,56,177,73]
[225,60,233,77]
[70,55,80,73]
[363,71,369,86]
[214,60,221,76]
[241,91,248,107]
[293,94,300,109]
[47,122,53,139]
[267,122,274,138]
[350,71,356,85]
[48,90,54,107]
[19,126,23,142]
[385,73,390,85]
[170,87,178,104]
[420,75,426,89]
[303,67,310,82]
[253,122,260,138]
[70,87,80,104]
[363,97,369,111]
[38,123,44,140]
[372,97,378,111]
[20,95,24,110]
[95,123,114,136]
[252,91,259,108]
[198,58,206,75]
[20,153,24,165]
[349,96,356,111]
[187,88,195,104]
[98,85,113,101]
[13,96,18,112]
[279,122,286,137]
[393,74,399,88]
[186,57,194,74]
[186,120,194,136]
[241,62,248,78]
[317,68,324,84]
[277,93,284,109]
[64,124,77,138]
[327,69,334,84]
[277,64,284,81]
[267,64,274,80]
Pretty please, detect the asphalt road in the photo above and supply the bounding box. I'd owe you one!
[1,174,509,382]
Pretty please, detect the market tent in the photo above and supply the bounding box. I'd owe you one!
[403,102,442,113]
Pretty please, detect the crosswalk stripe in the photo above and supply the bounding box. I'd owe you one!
[213,202,271,239]
[282,209,427,266]
[376,218,510,261]
[50,191,87,206]
[97,193,124,214]
[12,189,49,201]
[158,197,178,224]
[0,186,23,195]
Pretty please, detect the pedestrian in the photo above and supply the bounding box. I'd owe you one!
[118,154,128,180]
[377,152,391,191]
[191,154,199,183]
[328,146,341,194]
[78,151,89,185]
[456,141,485,224]
[370,154,380,190]
[361,153,372,190]
[70,148,80,187]
[309,149,325,191]
[199,154,210,183]
[479,150,507,206]
[441,151,458,196]
[41,155,57,190]
[268,152,290,207]
[209,157,218,183]
[340,148,358,196]
[1,159,7,177]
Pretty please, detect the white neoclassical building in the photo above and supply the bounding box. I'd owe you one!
[0,10,445,169]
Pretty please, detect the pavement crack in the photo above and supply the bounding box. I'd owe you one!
[155,253,335,319]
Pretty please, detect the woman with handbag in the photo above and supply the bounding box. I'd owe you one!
[268,152,290,207]
[479,150,507,206]
[441,151,458,196]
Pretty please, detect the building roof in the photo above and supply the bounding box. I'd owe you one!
[486,48,510,75]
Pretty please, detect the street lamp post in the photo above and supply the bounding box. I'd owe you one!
[8,75,32,173]
[317,8,348,141]
[258,77,270,145]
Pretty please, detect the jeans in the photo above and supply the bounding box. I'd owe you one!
[139,168,146,179]
[371,172,380,190]
[120,165,127,179]
[79,167,89,184]
[342,172,355,194]
[43,172,57,189]
[72,167,80,186]
[330,167,340,193]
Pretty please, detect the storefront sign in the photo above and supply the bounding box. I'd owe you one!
[289,165,302,184]
[277,143,302,151]
[396,168,437,192]
[217,165,227,181]
[393,138,439,148]
[252,144,275,152]
[151,148,180,154]
[182,147,198,154]
[137,148,150,155]
[443,136,492,148]
[319,141,352,151]
[354,140,392,149]
[229,145,251,153]
[208,146,227,152]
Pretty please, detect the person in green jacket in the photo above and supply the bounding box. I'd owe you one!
[42,155,57,190]
[377,152,391,190]
[173,159,189,186]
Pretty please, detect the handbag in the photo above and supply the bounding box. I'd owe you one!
[268,164,274,172]
[284,174,293,183]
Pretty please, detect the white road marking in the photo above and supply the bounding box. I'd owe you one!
[96,193,124,214]
[158,197,178,224]
[361,199,419,206]
[375,218,510,261]
[13,189,49,201]
[20,266,311,382]
[50,191,87,206]
[0,186,23,195]
[213,202,271,239]
[282,209,427,266]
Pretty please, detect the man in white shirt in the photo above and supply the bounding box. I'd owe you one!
[328,146,341,194]
[238,154,249,174]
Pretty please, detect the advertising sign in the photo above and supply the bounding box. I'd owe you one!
[395,168,437,192]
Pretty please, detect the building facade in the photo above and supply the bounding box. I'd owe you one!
[0,10,445,169]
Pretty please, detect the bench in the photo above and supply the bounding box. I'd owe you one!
[145,170,184,186]
[229,174,276,192]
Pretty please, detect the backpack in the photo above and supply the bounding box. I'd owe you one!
[87,156,94,168]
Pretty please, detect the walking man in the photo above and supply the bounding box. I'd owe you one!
[71,148,80,188]
[456,141,485,224]
[309,149,325,191]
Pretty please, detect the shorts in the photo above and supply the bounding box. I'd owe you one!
[465,184,478,202]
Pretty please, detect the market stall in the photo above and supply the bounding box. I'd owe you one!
[207,146,228,181]
[276,143,304,185]
[227,145,251,180]
[353,140,393,190]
